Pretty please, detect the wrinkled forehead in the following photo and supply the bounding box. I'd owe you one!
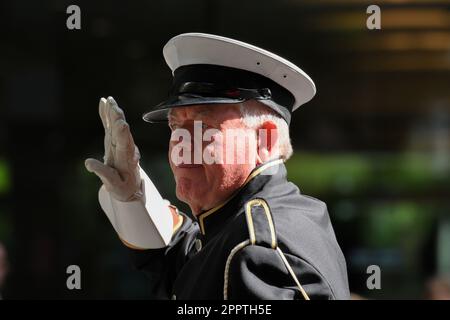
[168,104,241,122]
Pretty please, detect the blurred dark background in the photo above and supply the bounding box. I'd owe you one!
[0,0,449,299]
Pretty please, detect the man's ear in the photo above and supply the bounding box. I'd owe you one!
[256,120,279,165]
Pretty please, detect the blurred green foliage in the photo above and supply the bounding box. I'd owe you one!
[286,152,450,195]
[0,158,11,195]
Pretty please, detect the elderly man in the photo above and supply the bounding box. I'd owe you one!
[85,33,349,300]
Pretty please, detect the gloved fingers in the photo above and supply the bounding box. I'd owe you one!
[131,145,141,167]
[106,97,126,164]
[85,158,121,187]
[113,119,137,172]
[114,119,134,151]
[98,97,108,131]
[107,96,126,125]
[103,132,114,167]
[98,97,114,166]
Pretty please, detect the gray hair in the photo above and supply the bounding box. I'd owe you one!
[239,101,293,160]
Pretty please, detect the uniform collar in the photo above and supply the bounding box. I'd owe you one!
[196,159,285,238]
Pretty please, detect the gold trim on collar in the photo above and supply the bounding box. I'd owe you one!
[197,159,284,235]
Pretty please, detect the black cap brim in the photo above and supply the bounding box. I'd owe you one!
[143,95,291,124]
[142,94,244,123]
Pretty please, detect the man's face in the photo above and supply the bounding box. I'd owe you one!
[168,104,258,215]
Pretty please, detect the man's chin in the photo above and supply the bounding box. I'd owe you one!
[176,188,207,215]
[175,187,194,206]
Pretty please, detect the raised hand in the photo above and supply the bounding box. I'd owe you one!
[85,97,142,202]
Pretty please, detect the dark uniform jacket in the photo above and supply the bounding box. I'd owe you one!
[129,159,350,300]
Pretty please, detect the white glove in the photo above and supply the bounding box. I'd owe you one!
[85,96,142,202]
[85,96,175,249]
